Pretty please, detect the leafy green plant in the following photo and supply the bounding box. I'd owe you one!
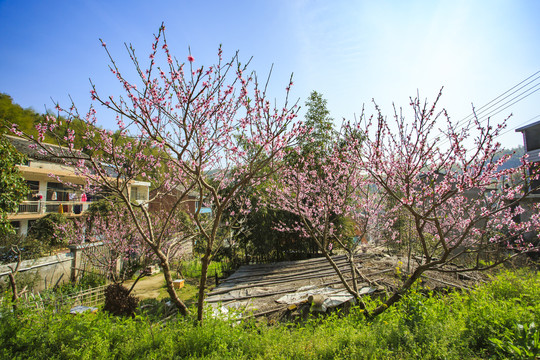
[179,259,225,279]
[0,135,29,235]
[490,322,540,359]
[27,213,68,247]
[49,272,106,295]
[0,269,539,359]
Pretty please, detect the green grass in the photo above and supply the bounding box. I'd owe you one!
[179,259,226,279]
[0,269,538,359]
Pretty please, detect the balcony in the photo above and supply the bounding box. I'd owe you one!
[15,200,91,216]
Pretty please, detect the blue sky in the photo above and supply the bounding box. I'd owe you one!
[1,0,539,148]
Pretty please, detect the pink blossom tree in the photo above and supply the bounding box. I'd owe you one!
[11,24,301,321]
[58,206,159,285]
[275,90,540,318]
[271,129,390,311]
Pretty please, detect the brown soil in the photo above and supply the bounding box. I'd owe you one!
[125,273,166,300]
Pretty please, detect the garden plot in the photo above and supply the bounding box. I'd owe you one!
[205,246,486,320]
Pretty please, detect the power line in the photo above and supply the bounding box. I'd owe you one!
[453,71,540,131]
[475,82,540,124]
[433,71,540,149]
[494,114,540,141]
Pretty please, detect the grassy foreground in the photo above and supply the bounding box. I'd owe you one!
[1,270,539,359]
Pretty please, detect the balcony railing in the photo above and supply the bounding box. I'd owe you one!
[16,200,91,215]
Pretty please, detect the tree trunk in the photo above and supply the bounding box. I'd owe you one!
[348,252,358,294]
[320,249,359,299]
[196,251,211,323]
[7,252,22,312]
[8,272,18,312]
[369,265,425,318]
[159,254,189,316]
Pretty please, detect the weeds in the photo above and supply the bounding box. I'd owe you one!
[177,259,226,279]
[0,269,538,359]
[490,322,540,359]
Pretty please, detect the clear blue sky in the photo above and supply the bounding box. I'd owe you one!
[1,0,539,148]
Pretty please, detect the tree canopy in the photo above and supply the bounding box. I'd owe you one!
[12,24,301,322]
[299,90,335,157]
[273,90,540,318]
[0,135,29,235]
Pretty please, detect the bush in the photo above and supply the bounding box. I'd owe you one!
[103,283,139,317]
[49,272,107,295]
[27,213,67,247]
[178,259,225,279]
[490,322,540,359]
[0,233,50,263]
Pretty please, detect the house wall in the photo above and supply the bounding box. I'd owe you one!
[0,244,109,292]
[515,123,540,242]
[148,189,198,215]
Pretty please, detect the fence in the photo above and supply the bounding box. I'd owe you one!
[15,285,107,311]
[0,242,110,294]
[231,251,322,268]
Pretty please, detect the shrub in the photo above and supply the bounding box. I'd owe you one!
[27,213,67,247]
[178,259,225,279]
[490,322,540,359]
[0,232,49,263]
[103,283,138,317]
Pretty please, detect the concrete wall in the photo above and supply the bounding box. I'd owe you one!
[69,242,109,281]
[0,252,73,292]
[1,238,193,293]
[0,243,108,292]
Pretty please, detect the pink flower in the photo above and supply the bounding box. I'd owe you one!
[187,55,194,63]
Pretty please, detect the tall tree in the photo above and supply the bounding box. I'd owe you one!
[299,90,335,157]
[11,24,300,322]
[235,91,339,259]
[0,135,31,310]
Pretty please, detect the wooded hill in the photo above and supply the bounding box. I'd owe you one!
[0,93,89,151]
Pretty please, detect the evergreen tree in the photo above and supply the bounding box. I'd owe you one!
[300,91,335,156]
[0,135,29,235]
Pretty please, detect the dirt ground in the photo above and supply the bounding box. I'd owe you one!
[124,273,205,305]
[125,273,167,300]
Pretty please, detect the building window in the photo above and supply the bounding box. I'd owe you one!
[26,180,40,200]
[46,182,73,213]
[130,187,148,201]
[131,187,138,202]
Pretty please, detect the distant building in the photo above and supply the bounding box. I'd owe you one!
[5,136,150,235]
[148,187,211,216]
[515,121,540,242]
[516,120,540,194]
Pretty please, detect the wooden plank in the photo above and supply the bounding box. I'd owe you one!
[206,278,361,303]
[208,264,357,296]
[221,259,352,285]
[223,257,353,283]
[225,255,347,281]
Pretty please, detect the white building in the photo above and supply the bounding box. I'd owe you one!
[6,135,150,235]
